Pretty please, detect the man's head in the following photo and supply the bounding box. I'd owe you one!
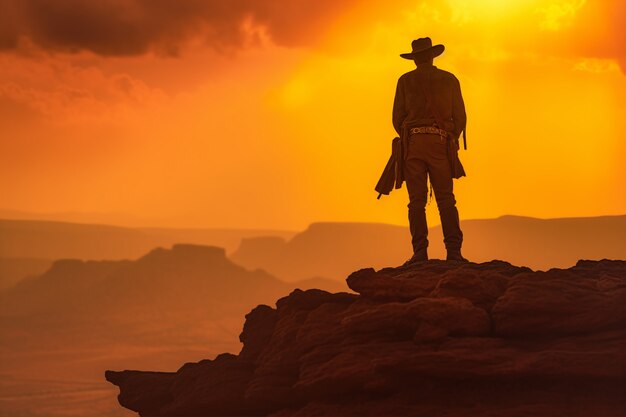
[400,37,444,64]
[413,50,434,66]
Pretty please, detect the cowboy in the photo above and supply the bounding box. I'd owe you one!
[393,37,468,264]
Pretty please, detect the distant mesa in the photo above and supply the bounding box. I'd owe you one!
[235,236,288,259]
[1,215,625,284]
[138,243,229,265]
[106,258,626,416]
[0,243,344,319]
[0,257,53,291]
[0,242,350,417]
[231,215,626,281]
[231,222,410,281]
[0,218,296,260]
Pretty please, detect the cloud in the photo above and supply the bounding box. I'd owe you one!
[535,0,586,30]
[0,0,356,56]
[437,0,625,74]
[572,58,621,73]
[539,0,626,72]
[0,52,166,123]
[582,0,626,71]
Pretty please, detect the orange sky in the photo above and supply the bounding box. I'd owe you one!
[1,0,624,229]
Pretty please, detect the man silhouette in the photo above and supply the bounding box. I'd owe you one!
[393,37,467,264]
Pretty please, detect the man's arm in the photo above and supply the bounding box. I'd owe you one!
[451,76,466,141]
[392,76,406,135]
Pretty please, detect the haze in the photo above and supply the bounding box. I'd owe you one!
[1,0,624,230]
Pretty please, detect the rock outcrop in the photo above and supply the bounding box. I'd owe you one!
[106,259,626,416]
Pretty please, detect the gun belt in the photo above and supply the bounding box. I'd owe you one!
[409,126,448,137]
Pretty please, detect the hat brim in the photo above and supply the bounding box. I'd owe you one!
[400,44,445,60]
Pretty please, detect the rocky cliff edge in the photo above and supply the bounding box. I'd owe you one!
[105,259,626,416]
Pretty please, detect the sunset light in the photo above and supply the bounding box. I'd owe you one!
[1,2,625,417]
[1,0,624,229]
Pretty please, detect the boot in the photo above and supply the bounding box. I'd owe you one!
[402,249,428,267]
[446,249,468,262]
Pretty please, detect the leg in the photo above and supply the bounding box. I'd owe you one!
[421,135,464,252]
[404,134,429,255]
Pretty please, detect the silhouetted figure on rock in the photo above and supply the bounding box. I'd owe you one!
[393,37,468,264]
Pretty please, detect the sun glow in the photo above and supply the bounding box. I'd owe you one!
[446,0,588,28]
[1,0,623,229]
[448,0,535,20]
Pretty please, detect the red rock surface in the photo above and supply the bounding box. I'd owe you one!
[105,259,626,416]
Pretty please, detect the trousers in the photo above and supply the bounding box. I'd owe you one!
[404,132,463,253]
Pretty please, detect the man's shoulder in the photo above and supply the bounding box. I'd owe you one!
[432,67,459,81]
[398,69,418,81]
[398,67,458,81]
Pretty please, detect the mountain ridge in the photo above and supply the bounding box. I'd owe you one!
[0,218,296,260]
[232,215,626,279]
[1,214,624,289]
[0,244,346,318]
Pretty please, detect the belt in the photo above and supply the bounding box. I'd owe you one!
[410,126,448,137]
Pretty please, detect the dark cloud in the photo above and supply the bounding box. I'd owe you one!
[0,0,356,56]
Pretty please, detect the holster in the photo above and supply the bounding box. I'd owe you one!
[395,127,408,188]
[447,135,466,179]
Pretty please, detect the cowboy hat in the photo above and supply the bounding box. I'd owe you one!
[400,37,445,60]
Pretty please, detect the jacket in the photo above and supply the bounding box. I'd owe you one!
[392,63,467,179]
[392,64,466,142]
